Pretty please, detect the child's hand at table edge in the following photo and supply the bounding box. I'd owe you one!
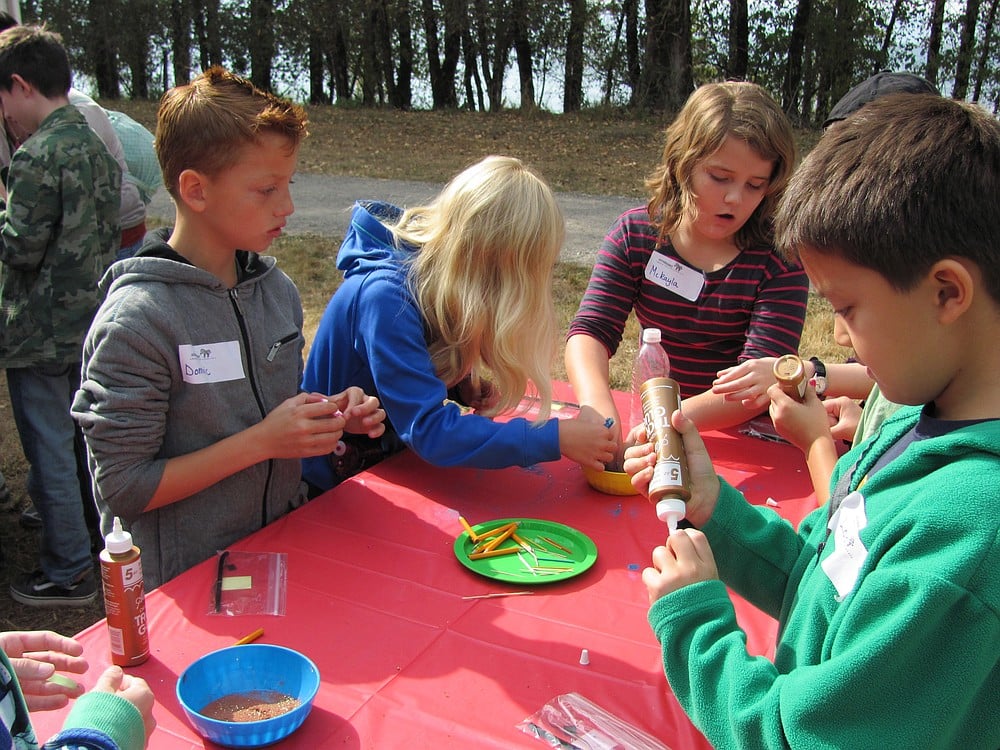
[0,630,86,711]
[622,409,720,528]
[642,528,719,604]
[559,415,617,470]
[92,665,157,742]
[452,374,500,412]
[324,386,387,439]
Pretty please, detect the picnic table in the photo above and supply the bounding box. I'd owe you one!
[32,385,816,748]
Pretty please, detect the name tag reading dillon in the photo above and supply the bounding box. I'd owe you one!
[645,253,705,302]
[179,341,246,385]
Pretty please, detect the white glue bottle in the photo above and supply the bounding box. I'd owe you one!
[99,517,150,666]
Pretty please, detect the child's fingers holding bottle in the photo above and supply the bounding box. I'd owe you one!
[626,410,719,526]
[623,425,655,497]
[669,409,720,527]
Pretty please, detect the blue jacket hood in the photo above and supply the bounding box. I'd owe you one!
[337,201,415,279]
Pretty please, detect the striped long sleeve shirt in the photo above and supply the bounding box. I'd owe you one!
[568,207,810,398]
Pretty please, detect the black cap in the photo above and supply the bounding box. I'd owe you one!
[824,71,940,127]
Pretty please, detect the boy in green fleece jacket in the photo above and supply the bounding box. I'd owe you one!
[0,630,153,749]
[624,94,1000,747]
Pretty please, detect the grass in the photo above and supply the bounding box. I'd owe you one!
[0,103,840,636]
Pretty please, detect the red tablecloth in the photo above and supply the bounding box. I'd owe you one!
[32,390,816,749]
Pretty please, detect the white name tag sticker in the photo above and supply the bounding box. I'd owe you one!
[821,490,869,601]
[178,340,246,385]
[645,253,705,301]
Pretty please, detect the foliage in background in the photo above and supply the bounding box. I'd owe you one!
[20,0,1000,119]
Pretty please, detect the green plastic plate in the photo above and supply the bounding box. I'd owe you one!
[454,518,597,584]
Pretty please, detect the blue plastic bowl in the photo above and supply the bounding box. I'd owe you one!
[176,644,320,748]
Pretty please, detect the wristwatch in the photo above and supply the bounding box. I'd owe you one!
[809,357,828,397]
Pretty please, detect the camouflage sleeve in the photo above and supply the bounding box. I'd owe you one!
[0,147,61,271]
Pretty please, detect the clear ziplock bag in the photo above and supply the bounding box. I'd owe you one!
[207,550,287,616]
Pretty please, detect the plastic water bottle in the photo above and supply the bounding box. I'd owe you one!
[99,517,149,666]
[628,328,671,432]
[630,329,690,532]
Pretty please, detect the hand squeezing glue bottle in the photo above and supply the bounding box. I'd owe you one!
[633,329,691,533]
[99,517,149,666]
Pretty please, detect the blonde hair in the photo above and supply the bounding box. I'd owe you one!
[645,81,796,249]
[156,66,308,199]
[393,156,565,421]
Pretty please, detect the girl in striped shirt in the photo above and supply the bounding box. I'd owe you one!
[566,81,808,459]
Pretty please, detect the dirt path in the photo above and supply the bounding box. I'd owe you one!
[147,173,636,267]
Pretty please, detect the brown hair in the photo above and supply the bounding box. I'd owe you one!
[775,94,1000,303]
[644,81,796,250]
[0,25,70,98]
[155,66,308,199]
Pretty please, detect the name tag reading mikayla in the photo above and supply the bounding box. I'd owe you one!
[645,253,705,302]
[179,341,246,385]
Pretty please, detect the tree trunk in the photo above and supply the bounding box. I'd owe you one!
[781,0,811,119]
[564,0,586,112]
[118,0,154,98]
[325,3,351,102]
[422,0,461,108]
[625,0,640,102]
[309,33,331,104]
[440,0,464,106]
[952,0,982,99]
[926,0,946,86]
[248,0,275,91]
[394,0,414,109]
[193,0,208,71]
[474,0,513,111]
[603,1,626,104]
[878,0,905,71]
[639,0,692,111]
[462,27,484,110]
[170,0,192,87]
[973,0,998,101]
[728,0,748,79]
[511,0,535,109]
[360,3,381,104]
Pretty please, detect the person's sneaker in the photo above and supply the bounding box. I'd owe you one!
[18,507,41,529]
[10,570,98,607]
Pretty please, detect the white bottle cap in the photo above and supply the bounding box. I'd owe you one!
[641,328,662,344]
[655,497,686,534]
[104,516,134,555]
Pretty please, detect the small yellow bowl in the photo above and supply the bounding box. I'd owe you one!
[582,465,639,496]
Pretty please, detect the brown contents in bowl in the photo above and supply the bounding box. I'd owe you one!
[200,690,300,722]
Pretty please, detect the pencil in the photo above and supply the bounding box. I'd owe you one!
[483,524,516,552]
[458,515,479,542]
[234,627,265,645]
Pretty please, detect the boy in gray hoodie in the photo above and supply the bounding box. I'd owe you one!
[72,67,385,589]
